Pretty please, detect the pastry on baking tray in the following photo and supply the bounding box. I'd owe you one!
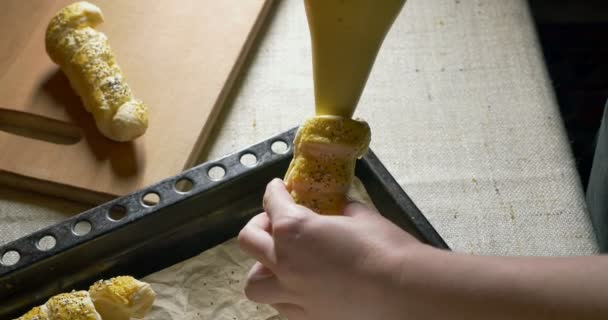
[89,276,156,320]
[15,276,155,320]
[45,1,148,142]
[16,291,101,320]
[284,115,371,215]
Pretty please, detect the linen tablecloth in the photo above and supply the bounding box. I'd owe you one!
[0,0,597,262]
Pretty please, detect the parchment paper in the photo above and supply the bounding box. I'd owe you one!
[143,238,284,320]
[141,178,372,320]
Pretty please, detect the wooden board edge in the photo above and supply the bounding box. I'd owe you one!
[0,170,115,206]
[0,0,276,204]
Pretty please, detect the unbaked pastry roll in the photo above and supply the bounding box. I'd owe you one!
[284,116,371,215]
[16,291,102,320]
[88,276,156,320]
[15,276,155,320]
[45,1,148,142]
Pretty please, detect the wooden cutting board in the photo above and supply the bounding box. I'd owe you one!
[0,0,273,203]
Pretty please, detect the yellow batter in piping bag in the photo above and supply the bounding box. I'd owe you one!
[285,0,406,215]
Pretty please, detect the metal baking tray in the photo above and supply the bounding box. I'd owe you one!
[0,128,448,318]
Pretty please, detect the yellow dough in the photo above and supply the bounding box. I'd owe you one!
[304,0,406,117]
[15,307,49,320]
[285,116,370,215]
[15,276,155,320]
[284,1,404,214]
[16,291,101,320]
[45,1,148,142]
[89,276,156,320]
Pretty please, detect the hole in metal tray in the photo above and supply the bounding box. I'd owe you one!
[37,235,56,251]
[240,152,258,167]
[1,250,20,266]
[271,140,289,154]
[142,192,161,207]
[208,165,226,180]
[175,178,194,193]
[108,205,127,221]
[73,220,92,236]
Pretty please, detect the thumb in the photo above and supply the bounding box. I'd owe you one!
[342,201,378,218]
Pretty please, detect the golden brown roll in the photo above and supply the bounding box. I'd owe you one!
[89,276,156,320]
[15,291,101,320]
[15,276,155,320]
[45,1,148,142]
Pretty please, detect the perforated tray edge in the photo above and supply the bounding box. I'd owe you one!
[0,127,448,318]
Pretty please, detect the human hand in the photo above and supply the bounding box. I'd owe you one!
[238,178,428,320]
[240,180,608,320]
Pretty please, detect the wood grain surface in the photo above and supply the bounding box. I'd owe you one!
[0,0,273,203]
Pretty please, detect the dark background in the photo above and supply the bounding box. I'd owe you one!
[529,0,608,190]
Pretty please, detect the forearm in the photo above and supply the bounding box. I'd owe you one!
[393,247,608,320]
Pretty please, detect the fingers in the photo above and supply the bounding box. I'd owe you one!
[272,303,307,320]
[342,201,378,218]
[263,178,296,221]
[238,213,276,269]
[245,262,291,304]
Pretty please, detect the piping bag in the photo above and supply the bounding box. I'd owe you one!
[284,0,407,215]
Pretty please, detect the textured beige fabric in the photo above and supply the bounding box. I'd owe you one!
[196,0,599,255]
[0,0,598,305]
[1,0,599,316]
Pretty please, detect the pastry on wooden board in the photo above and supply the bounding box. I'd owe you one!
[45,1,148,142]
[15,276,156,320]
[284,116,371,215]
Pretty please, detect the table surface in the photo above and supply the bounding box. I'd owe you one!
[0,0,598,255]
